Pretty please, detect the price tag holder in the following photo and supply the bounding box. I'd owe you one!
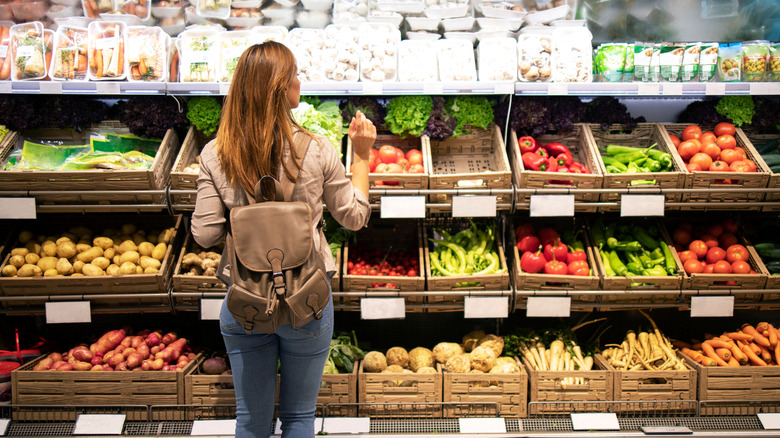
[452,196,496,217]
[640,426,692,435]
[706,83,726,95]
[663,83,683,95]
[363,82,383,95]
[361,297,405,320]
[570,413,620,431]
[547,83,568,95]
[200,299,223,320]
[464,296,508,319]
[380,196,425,218]
[0,419,9,436]
[758,413,780,429]
[526,296,571,317]
[191,419,236,436]
[73,414,126,435]
[0,82,11,93]
[458,418,506,434]
[494,82,514,94]
[218,83,231,95]
[0,198,36,219]
[637,83,660,95]
[751,83,779,95]
[620,194,665,216]
[96,82,121,95]
[691,296,734,317]
[39,81,63,94]
[322,418,370,434]
[530,195,575,217]
[275,418,322,435]
[46,301,91,324]
[423,83,443,95]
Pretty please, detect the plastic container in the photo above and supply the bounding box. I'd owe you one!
[373,0,424,14]
[425,3,468,18]
[99,12,145,25]
[477,36,515,81]
[82,0,115,18]
[301,0,332,11]
[405,15,439,31]
[440,16,473,31]
[367,10,403,28]
[322,24,360,81]
[232,0,260,7]
[195,0,230,20]
[476,17,521,31]
[436,37,475,81]
[523,3,568,25]
[126,25,168,81]
[225,9,262,28]
[443,31,475,45]
[160,19,185,36]
[0,20,12,80]
[296,10,331,28]
[10,21,47,81]
[117,0,151,20]
[516,26,551,82]
[479,1,525,19]
[215,29,250,81]
[12,0,49,21]
[358,22,399,82]
[250,24,287,42]
[51,0,80,7]
[286,27,327,81]
[332,0,367,23]
[397,39,437,81]
[87,21,128,80]
[54,15,92,27]
[49,25,89,81]
[179,25,219,81]
[550,25,591,82]
[260,4,294,20]
[405,30,440,40]
[46,4,79,19]
[474,29,509,41]
[151,4,182,17]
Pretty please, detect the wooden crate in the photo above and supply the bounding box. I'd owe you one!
[660,123,770,210]
[441,362,528,418]
[358,361,442,418]
[0,123,179,204]
[585,123,687,212]
[426,125,512,213]
[170,126,215,205]
[0,129,19,168]
[509,125,603,213]
[0,214,183,307]
[735,128,780,212]
[522,356,612,415]
[12,353,199,421]
[346,133,429,204]
[595,354,696,412]
[683,245,767,291]
[172,232,227,293]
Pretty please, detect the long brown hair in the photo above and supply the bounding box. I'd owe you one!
[216,42,307,195]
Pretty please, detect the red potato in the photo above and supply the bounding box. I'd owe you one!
[34,358,53,371]
[115,362,128,371]
[107,353,125,368]
[47,352,62,362]
[90,342,109,355]
[91,364,104,371]
[150,345,161,355]
[122,347,137,359]
[73,361,92,371]
[91,356,103,366]
[58,363,74,371]
[155,338,187,363]
[126,353,143,369]
[115,345,127,355]
[161,332,178,345]
[71,346,94,362]
[130,336,144,348]
[151,358,164,370]
[136,343,150,359]
[121,336,133,348]
[162,365,174,371]
[141,360,152,371]
[145,332,161,347]
[51,360,67,370]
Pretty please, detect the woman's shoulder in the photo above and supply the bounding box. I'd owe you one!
[199,139,220,165]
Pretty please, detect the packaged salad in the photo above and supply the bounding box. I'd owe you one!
[218,30,251,82]
[87,21,128,81]
[50,25,89,81]
[10,22,47,81]
[179,26,219,82]
[595,43,625,82]
[127,26,169,82]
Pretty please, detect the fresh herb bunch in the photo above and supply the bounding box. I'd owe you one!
[117,96,190,138]
[584,97,645,131]
[323,331,364,374]
[0,95,109,132]
[384,95,432,138]
[716,95,755,127]
[340,97,386,130]
[423,96,456,140]
[323,212,356,257]
[445,96,494,137]
[186,96,222,136]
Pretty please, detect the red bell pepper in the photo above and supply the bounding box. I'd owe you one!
[554,152,573,167]
[517,234,541,253]
[522,152,549,171]
[520,249,546,273]
[549,166,574,185]
[543,142,571,157]
[536,148,550,158]
[548,159,558,173]
[568,161,590,174]
[518,136,538,154]
[544,239,568,263]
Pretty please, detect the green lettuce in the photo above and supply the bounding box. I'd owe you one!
[292,100,345,158]
[384,96,432,138]
[445,96,494,137]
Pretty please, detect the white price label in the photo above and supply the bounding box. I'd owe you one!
[422,83,443,95]
[380,196,425,218]
[191,420,236,435]
[637,83,660,95]
[691,296,734,317]
[706,82,726,95]
[200,299,223,320]
[751,83,779,95]
[458,418,506,434]
[0,198,36,219]
[275,418,322,435]
[620,194,665,216]
[452,196,496,217]
[322,418,370,434]
[758,413,780,430]
[96,82,121,95]
[464,296,509,319]
[526,296,571,317]
[360,297,405,320]
[46,301,91,324]
[15,45,34,58]
[547,83,567,95]
[663,83,683,95]
[73,414,125,435]
[530,195,575,217]
[219,82,231,95]
[570,413,620,431]
[363,82,383,95]
[95,37,117,50]
[494,82,514,94]
[39,81,63,94]
[0,419,9,436]
[0,45,7,58]
[0,81,10,94]
[640,426,693,434]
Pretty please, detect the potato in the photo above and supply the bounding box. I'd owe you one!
[17,264,39,277]
[2,265,17,277]
[147,234,158,244]
[76,243,92,253]
[44,268,59,277]
[144,267,159,274]
[55,236,72,245]
[11,247,29,257]
[103,248,116,260]
[56,241,77,259]
[106,264,120,275]
[118,240,137,254]
[81,264,105,276]
[71,273,85,277]
[25,253,40,265]
[56,258,74,275]
[25,241,42,255]
[152,243,167,261]
[91,257,111,270]
[113,255,121,265]
[42,241,57,257]
[73,260,84,273]
[118,262,137,275]
[9,255,25,268]
[137,242,155,257]
[121,224,137,235]
[37,256,58,272]
[69,226,91,238]
[119,250,140,265]
[93,237,114,250]
[77,247,104,263]
[139,256,161,270]
[136,265,144,274]
[61,231,78,241]
[18,230,34,244]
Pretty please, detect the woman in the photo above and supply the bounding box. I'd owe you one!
[191,41,375,437]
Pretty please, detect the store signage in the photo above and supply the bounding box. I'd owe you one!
[40,82,63,94]
[620,195,665,216]
[361,298,405,320]
[423,83,444,95]
[530,195,574,217]
[570,413,620,431]
[190,420,236,435]
[219,83,231,95]
[464,296,508,319]
[96,82,121,95]
[526,296,571,317]
[691,296,734,317]
[46,301,91,324]
[637,83,660,95]
[200,299,223,320]
[458,418,506,434]
[275,418,322,435]
[0,198,36,219]
[0,419,9,436]
[362,82,383,95]
[322,418,370,434]
[751,83,778,95]
[380,196,425,218]
[73,414,125,435]
[758,413,780,429]
[452,196,496,217]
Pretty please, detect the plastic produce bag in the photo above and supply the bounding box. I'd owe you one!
[50,25,89,81]
[10,21,47,81]
[551,26,591,82]
[127,26,169,82]
[87,21,128,81]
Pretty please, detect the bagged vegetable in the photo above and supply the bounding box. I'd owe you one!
[0,21,12,80]
[622,43,634,82]
[179,27,218,82]
[770,43,780,82]
[680,43,700,82]
[127,26,169,82]
[358,22,399,82]
[50,26,89,81]
[82,0,116,18]
[218,30,250,83]
[88,21,128,81]
[659,43,684,82]
[633,42,653,82]
[478,37,516,81]
[437,38,476,81]
[596,43,625,82]
[717,42,741,82]
[10,22,47,81]
[741,40,769,82]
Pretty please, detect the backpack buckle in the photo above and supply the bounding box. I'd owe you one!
[272,271,286,295]
[315,309,323,320]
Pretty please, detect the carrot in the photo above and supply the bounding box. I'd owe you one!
[87,0,98,16]
[731,344,748,365]
[672,339,692,350]
[44,33,52,76]
[170,50,178,82]
[742,323,771,348]
[131,64,140,80]
[699,356,718,367]
[724,331,753,342]
[749,342,761,355]
[681,347,703,362]
[692,342,703,351]
[714,347,732,362]
[90,47,97,69]
[727,357,741,367]
[78,54,87,74]
[138,57,147,76]
[705,338,735,349]
[738,340,768,366]
[701,341,729,367]
[116,37,123,75]
[68,50,75,79]
[767,323,778,348]
[95,49,103,78]
[0,27,10,80]
[758,344,773,364]
[704,333,717,340]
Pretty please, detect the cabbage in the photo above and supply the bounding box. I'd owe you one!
[292,101,345,158]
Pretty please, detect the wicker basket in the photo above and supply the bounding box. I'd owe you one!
[170,126,215,205]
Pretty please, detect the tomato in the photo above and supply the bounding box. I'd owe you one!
[689,153,713,171]
[668,134,681,147]
[722,218,739,234]
[677,140,701,161]
[700,234,719,248]
[726,244,749,263]
[678,250,698,264]
[702,143,721,161]
[702,264,715,274]
[378,145,398,164]
[408,164,424,173]
[714,122,736,137]
[396,157,410,170]
[733,147,747,159]
[374,163,389,173]
[686,163,702,172]
[743,159,757,172]
[731,260,751,274]
[705,246,726,264]
[689,240,708,258]
[682,125,702,141]
[709,160,730,172]
[713,260,732,273]
[684,259,704,274]
[718,232,738,249]
[719,148,742,165]
[537,228,560,246]
[673,227,692,246]
[716,134,737,150]
[396,148,405,161]
[385,163,404,173]
[706,223,724,237]
[700,131,717,145]
[406,149,423,166]
[730,160,753,173]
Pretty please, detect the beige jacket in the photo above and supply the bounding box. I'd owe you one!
[191,131,371,281]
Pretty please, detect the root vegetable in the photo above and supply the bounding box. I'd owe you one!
[42,241,57,257]
[73,361,92,371]
[56,258,74,275]
[11,248,29,257]
[34,358,53,371]
[56,241,77,258]
[476,335,505,358]
[17,264,40,277]
[409,347,434,372]
[469,346,497,372]
[161,332,178,345]
[82,264,105,276]
[152,242,167,261]
[363,351,388,372]
[77,247,104,263]
[432,342,463,364]
[385,347,409,368]
[119,251,140,265]
[445,354,471,373]
[9,255,25,268]
[2,265,17,277]
[155,338,187,363]
[25,253,40,265]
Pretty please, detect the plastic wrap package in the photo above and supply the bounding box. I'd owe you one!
[87,21,127,80]
[321,24,359,81]
[372,0,423,15]
[477,1,524,19]
[595,42,625,83]
[117,0,151,19]
[82,0,114,18]
[151,0,182,19]
[286,28,327,81]
[436,38,475,81]
[251,24,286,42]
[332,0,367,23]
[225,7,261,28]
[405,15,439,31]
[217,30,250,81]
[158,12,185,36]
[196,0,230,19]
[126,26,168,81]
[397,39,437,81]
[516,26,551,82]
[477,37,515,81]
[0,21,13,80]
[742,40,769,82]
[179,26,219,81]
[550,26,591,82]
[260,4,295,27]
[49,25,89,81]
[301,0,332,11]
[11,22,47,80]
[0,2,13,21]
[698,42,717,82]
[297,10,331,28]
[424,0,468,19]
[358,22,399,81]
[47,4,82,21]
[12,0,50,21]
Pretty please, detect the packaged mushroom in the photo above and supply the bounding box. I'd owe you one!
[250,25,287,43]
[477,37,516,81]
[322,24,360,82]
[516,26,551,82]
[358,22,399,82]
[436,38,476,81]
[550,26,591,83]
[398,39,437,81]
[286,28,327,82]
[219,30,251,82]
[179,26,219,82]
[332,0,367,22]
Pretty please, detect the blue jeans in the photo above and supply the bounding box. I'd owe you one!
[220,291,334,438]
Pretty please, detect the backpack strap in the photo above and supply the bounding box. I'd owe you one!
[279,131,311,202]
